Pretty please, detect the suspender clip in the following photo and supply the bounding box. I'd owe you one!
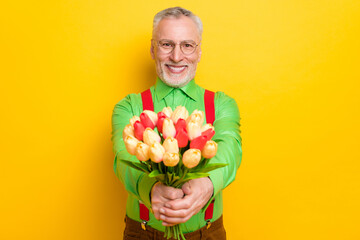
[206,220,212,229]
[141,221,147,231]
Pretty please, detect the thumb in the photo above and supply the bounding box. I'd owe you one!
[182,182,192,195]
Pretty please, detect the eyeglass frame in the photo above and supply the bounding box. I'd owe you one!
[152,39,200,55]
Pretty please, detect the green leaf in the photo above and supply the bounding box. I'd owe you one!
[193,163,228,173]
[148,170,161,178]
[119,160,149,174]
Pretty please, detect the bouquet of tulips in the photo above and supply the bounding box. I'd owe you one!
[121,106,226,240]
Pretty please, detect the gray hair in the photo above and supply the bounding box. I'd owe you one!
[152,7,203,38]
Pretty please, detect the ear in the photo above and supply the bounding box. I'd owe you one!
[150,41,155,60]
[197,45,202,63]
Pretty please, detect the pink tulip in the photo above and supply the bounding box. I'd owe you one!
[157,116,166,133]
[201,128,215,141]
[182,149,201,168]
[134,121,145,141]
[143,128,161,146]
[149,142,165,163]
[144,110,158,125]
[175,128,189,148]
[129,116,140,127]
[187,109,204,126]
[186,120,202,141]
[163,152,180,167]
[122,124,134,141]
[162,118,176,139]
[202,140,218,159]
[201,123,214,133]
[140,112,155,129]
[171,106,189,124]
[124,135,139,155]
[190,135,208,150]
[163,137,179,153]
[175,118,187,133]
[162,107,173,118]
[135,142,150,161]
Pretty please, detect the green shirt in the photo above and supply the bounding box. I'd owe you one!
[111,78,242,233]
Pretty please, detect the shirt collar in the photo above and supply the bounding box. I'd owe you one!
[154,77,201,102]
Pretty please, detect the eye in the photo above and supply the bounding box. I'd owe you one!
[182,42,195,48]
[160,41,174,48]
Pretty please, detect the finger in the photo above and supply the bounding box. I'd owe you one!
[159,206,190,218]
[160,214,192,225]
[182,182,192,195]
[165,194,195,210]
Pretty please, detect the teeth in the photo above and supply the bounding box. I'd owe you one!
[168,65,186,73]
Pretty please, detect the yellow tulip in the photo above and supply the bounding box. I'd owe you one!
[171,106,189,124]
[143,128,161,146]
[162,106,173,118]
[149,142,165,163]
[162,118,176,139]
[186,120,202,141]
[122,124,134,141]
[135,142,150,161]
[163,136,179,153]
[187,109,204,126]
[182,149,201,168]
[202,140,218,159]
[124,135,139,155]
[163,152,180,167]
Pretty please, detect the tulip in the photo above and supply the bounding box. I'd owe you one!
[171,106,189,124]
[187,109,204,126]
[140,112,155,129]
[157,111,167,119]
[186,120,202,141]
[162,118,176,139]
[190,135,208,150]
[156,116,166,133]
[175,128,189,148]
[149,142,165,163]
[134,121,145,141]
[129,116,140,127]
[124,135,139,155]
[144,110,158,125]
[182,149,201,168]
[202,128,215,141]
[201,123,214,133]
[175,118,187,133]
[162,106,173,118]
[163,152,180,167]
[202,140,218,159]
[122,124,134,141]
[135,142,150,161]
[143,128,161,146]
[163,137,179,153]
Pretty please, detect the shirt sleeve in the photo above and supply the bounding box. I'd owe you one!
[208,91,242,197]
[111,94,157,210]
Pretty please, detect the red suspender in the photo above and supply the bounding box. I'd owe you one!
[139,88,215,224]
[141,89,154,111]
[204,89,215,124]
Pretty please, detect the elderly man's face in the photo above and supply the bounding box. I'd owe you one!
[151,16,201,88]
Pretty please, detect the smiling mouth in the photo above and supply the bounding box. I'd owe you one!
[166,64,187,74]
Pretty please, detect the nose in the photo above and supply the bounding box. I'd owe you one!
[169,44,184,63]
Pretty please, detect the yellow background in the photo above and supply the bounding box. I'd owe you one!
[1,1,359,239]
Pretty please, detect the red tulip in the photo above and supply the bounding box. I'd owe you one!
[175,118,187,133]
[157,116,166,133]
[157,111,166,119]
[134,121,145,141]
[201,128,215,141]
[175,128,189,148]
[140,112,155,129]
[190,135,208,150]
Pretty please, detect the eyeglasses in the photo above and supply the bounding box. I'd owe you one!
[153,39,199,55]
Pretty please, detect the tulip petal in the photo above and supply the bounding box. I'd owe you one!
[175,128,189,148]
[140,112,155,129]
[190,135,208,150]
[175,118,187,133]
[134,121,145,141]
[157,116,166,133]
[201,128,215,141]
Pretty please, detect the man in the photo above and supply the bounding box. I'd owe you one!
[112,7,242,239]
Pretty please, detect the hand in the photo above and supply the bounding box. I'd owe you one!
[151,182,184,221]
[158,177,214,226]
